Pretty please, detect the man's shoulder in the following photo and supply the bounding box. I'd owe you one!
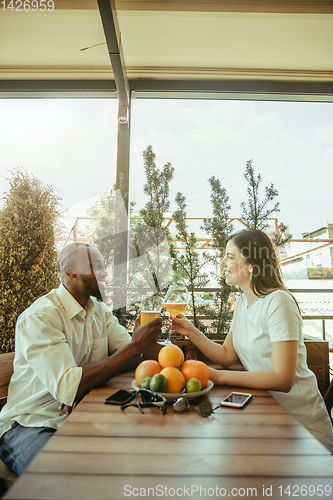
[18,288,63,321]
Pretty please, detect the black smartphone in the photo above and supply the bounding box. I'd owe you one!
[104,390,135,405]
[220,392,252,409]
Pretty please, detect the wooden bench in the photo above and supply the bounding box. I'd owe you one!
[304,336,330,396]
[0,352,15,400]
[0,352,19,491]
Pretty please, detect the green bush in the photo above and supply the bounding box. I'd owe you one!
[0,170,61,353]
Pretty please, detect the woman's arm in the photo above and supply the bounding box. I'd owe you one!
[172,316,239,367]
[209,340,298,392]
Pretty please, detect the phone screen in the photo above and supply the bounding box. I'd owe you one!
[221,392,252,408]
[225,394,250,405]
[104,390,135,405]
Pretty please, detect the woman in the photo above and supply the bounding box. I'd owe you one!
[173,229,333,451]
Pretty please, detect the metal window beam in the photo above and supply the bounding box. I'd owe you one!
[130,79,333,103]
[1,79,332,103]
[97,0,131,317]
[0,80,117,98]
[97,0,130,107]
[97,0,131,211]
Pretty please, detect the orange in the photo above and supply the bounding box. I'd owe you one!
[180,360,209,388]
[158,344,184,369]
[160,366,186,393]
[135,360,161,386]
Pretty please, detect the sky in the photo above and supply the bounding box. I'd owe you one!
[0,97,332,239]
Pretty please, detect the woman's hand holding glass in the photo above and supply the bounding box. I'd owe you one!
[171,314,199,340]
[163,284,188,344]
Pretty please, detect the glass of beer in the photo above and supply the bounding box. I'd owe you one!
[140,294,163,326]
[163,283,188,344]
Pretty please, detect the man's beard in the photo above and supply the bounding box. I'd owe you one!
[81,275,105,302]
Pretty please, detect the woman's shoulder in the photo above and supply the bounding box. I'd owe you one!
[263,288,300,314]
[266,288,293,299]
[265,288,290,299]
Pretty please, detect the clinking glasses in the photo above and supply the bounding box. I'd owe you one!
[121,389,167,415]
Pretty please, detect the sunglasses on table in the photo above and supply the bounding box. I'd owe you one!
[195,401,221,417]
[104,389,167,414]
[120,389,167,415]
[173,398,220,417]
[105,390,218,417]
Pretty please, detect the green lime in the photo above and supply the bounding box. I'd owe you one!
[141,377,152,389]
[185,377,202,393]
[150,373,167,393]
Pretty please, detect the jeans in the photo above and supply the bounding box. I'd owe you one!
[0,422,56,475]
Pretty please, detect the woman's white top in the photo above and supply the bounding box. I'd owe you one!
[231,289,328,427]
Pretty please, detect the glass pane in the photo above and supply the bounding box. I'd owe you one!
[130,98,333,338]
[0,98,118,213]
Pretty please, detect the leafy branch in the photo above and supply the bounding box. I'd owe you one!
[240,160,292,247]
[173,192,210,331]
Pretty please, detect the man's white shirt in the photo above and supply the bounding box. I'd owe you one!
[0,284,131,436]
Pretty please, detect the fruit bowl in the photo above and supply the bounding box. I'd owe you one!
[131,379,214,401]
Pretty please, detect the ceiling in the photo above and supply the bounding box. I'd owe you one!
[0,0,332,99]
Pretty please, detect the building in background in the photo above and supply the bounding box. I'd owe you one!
[302,225,333,279]
[281,224,333,280]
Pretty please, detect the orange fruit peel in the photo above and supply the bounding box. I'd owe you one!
[158,344,185,369]
[160,366,186,393]
[135,359,161,386]
[180,360,209,388]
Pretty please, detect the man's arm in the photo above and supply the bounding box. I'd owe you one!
[74,317,163,404]
[119,317,164,371]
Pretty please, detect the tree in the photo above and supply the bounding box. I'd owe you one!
[272,221,292,248]
[139,145,174,230]
[240,159,280,230]
[240,160,291,247]
[87,146,175,329]
[0,170,61,353]
[172,192,210,332]
[203,176,232,252]
[202,176,235,337]
[87,173,132,267]
[86,175,139,327]
[137,145,175,295]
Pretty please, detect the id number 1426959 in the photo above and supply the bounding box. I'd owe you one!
[278,485,331,497]
[1,0,54,10]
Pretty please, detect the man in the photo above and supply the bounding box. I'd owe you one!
[0,242,162,475]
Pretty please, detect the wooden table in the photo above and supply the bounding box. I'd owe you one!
[4,370,333,500]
